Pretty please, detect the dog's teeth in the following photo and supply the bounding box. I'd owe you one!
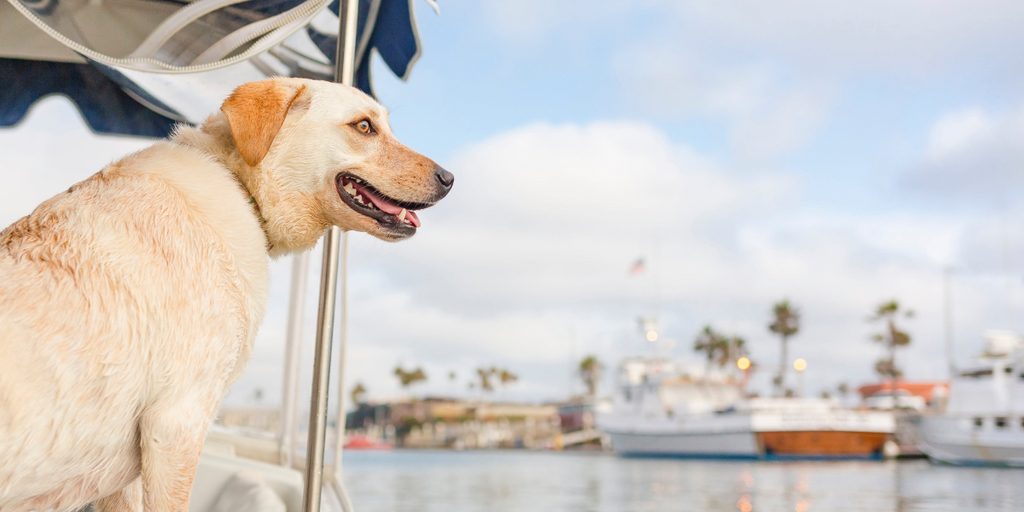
[344,184,357,195]
[356,195,364,204]
[398,209,407,222]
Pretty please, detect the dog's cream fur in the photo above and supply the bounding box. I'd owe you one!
[0,78,449,512]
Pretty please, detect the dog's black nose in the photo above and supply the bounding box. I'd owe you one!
[435,167,455,189]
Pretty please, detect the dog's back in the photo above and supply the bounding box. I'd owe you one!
[0,143,269,512]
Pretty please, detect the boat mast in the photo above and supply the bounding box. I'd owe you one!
[302,2,358,512]
[944,267,956,379]
[280,250,310,467]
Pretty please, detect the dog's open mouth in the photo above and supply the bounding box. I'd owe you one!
[335,174,431,231]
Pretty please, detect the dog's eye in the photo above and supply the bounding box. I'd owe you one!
[355,120,373,134]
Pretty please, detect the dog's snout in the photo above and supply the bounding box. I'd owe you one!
[434,167,455,190]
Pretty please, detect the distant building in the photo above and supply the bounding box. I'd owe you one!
[857,381,949,407]
[345,397,561,449]
[555,396,595,433]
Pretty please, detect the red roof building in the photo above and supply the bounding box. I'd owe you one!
[857,381,949,404]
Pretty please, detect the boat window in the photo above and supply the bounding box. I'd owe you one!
[974,417,984,429]
[1005,367,1013,374]
[995,417,1008,429]
[961,369,993,378]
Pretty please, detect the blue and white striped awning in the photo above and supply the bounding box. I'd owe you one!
[0,0,433,137]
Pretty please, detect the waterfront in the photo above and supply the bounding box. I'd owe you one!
[341,451,1024,512]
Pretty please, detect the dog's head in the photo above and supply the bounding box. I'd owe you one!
[217,78,452,250]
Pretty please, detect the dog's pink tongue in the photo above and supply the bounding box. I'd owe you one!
[364,190,421,227]
[406,210,421,227]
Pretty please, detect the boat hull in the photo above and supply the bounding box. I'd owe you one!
[918,416,1024,466]
[598,400,895,460]
[758,431,887,459]
[606,430,759,458]
[598,411,759,458]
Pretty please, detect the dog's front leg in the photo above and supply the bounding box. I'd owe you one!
[138,396,214,512]
[95,477,143,512]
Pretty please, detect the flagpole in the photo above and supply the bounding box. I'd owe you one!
[302,1,357,512]
[279,250,310,467]
[944,267,956,379]
[329,231,355,512]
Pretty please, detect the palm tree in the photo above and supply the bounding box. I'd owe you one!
[393,366,428,390]
[476,367,494,392]
[472,367,518,397]
[715,336,748,368]
[694,326,728,369]
[768,300,800,396]
[868,300,913,389]
[578,356,603,396]
[497,368,518,400]
[350,382,367,405]
[498,369,518,387]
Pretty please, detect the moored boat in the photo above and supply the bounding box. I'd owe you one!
[918,330,1024,466]
[597,357,895,459]
[596,357,759,458]
[751,398,894,459]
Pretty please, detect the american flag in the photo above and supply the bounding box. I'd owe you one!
[629,258,646,276]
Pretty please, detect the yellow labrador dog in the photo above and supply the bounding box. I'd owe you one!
[0,77,452,512]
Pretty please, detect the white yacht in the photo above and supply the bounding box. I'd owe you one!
[597,358,758,458]
[918,330,1024,466]
[597,357,895,459]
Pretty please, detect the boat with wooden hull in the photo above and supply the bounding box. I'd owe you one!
[597,358,895,460]
[757,431,887,458]
[751,398,894,459]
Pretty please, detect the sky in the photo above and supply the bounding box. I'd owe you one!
[5,1,1024,411]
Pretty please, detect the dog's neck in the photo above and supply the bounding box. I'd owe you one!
[229,172,273,251]
[171,116,330,256]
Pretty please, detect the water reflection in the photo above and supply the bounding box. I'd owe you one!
[341,451,1024,512]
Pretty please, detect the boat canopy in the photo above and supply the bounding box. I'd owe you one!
[0,0,430,137]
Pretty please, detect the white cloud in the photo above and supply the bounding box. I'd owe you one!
[906,104,1024,200]
[925,108,993,161]
[482,0,1024,67]
[611,47,772,118]
[611,33,836,160]
[730,84,834,160]
[478,0,629,45]
[519,0,1024,161]
[596,1,1024,76]
[672,1,1024,74]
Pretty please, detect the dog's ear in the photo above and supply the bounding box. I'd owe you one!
[221,81,309,167]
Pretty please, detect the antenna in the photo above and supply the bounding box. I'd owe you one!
[944,267,956,379]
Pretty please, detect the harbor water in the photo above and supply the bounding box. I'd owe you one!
[341,450,1024,512]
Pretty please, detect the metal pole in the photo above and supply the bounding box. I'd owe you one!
[302,2,357,512]
[328,233,356,512]
[944,267,956,379]
[331,234,360,512]
[280,251,310,467]
[332,232,353,478]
